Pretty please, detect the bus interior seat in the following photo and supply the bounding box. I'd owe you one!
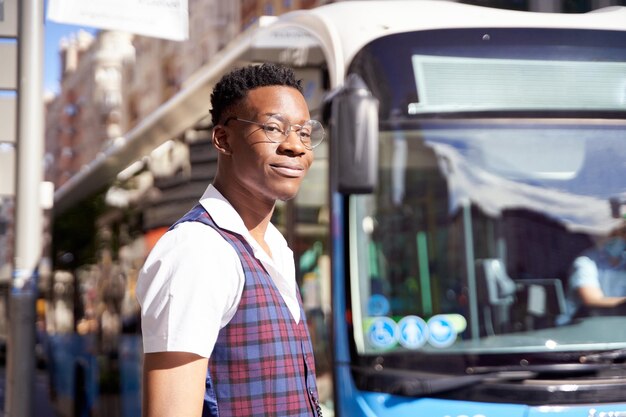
[515,277,566,328]
[475,258,519,336]
[475,258,567,335]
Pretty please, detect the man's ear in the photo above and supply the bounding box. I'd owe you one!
[212,125,232,155]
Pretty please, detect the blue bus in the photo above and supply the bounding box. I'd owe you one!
[50,2,626,416]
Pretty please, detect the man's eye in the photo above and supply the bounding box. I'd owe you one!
[298,129,312,139]
[264,124,283,133]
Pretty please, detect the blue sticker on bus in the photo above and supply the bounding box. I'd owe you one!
[397,316,429,349]
[367,294,390,316]
[366,317,398,349]
[427,315,457,348]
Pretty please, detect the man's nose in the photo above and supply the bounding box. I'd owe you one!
[279,129,306,153]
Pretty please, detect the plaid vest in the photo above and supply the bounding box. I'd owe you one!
[173,204,321,417]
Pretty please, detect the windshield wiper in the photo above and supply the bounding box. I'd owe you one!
[580,348,626,364]
[352,358,622,398]
[351,366,536,397]
[468,362,611,376]
[392,371,536,397]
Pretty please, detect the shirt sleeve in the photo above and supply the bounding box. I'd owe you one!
[136,221,244,358]
[569,256,600,291]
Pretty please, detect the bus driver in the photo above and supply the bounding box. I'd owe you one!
[566,223,626,320]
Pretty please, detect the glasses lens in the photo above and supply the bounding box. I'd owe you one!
[264,114,325,149]
[263,115,288,142]
[303,120,324,148]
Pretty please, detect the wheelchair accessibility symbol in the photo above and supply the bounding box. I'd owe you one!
[366,317,398,349]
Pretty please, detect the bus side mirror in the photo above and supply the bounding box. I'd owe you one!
[330,74,379,194]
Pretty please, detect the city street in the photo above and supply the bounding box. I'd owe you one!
[0,366,59,417]
[1,0,625,416]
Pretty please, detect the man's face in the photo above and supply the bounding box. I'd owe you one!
[220,85,314,203]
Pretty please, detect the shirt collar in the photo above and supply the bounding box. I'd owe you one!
[198,184,287,249]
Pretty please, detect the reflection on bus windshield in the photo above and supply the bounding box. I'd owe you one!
[352,122,626,354]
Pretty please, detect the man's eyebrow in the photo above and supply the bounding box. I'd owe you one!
[263,112,311,123]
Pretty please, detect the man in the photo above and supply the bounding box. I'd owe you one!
[137,63,324,417]
[565,224,626,321]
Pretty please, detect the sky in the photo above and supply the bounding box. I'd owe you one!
[44,3,97,95]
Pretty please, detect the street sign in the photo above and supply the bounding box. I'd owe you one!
[47,0,189,41]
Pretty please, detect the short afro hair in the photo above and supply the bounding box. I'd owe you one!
[210,63,303,126]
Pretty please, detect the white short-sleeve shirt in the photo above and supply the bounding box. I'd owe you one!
[136,184,301,358]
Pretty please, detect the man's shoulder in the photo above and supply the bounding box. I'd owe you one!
[168,219,232,248]
[141,219,236,268]
[573,254,599,269]
[138,220,243,291]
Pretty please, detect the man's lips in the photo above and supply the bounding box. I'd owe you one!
[270,162,306,178]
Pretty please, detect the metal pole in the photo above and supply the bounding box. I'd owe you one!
[463,202,479,341]
[6,0,44,416]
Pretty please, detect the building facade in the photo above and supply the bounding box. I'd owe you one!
[45,30,134,188]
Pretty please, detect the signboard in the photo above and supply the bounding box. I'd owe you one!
[0,93,15,196]
[0,0,18,37]
[47,0,189,41]
[0,0,17,197]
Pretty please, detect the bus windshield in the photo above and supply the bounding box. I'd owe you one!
[350,120,626,356]
[346,27,626,367]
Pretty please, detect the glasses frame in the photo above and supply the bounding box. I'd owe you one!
[224,113,325,150]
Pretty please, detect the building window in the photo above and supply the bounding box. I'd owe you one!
[61,147,74,158]
[64,103,79,117]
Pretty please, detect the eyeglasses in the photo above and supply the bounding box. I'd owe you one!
[224,113,325,150]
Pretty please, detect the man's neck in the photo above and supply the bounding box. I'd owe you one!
[212,180,275,255]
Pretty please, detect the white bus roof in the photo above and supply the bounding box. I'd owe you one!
[53,1,626,213]
[278,1,626,86]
